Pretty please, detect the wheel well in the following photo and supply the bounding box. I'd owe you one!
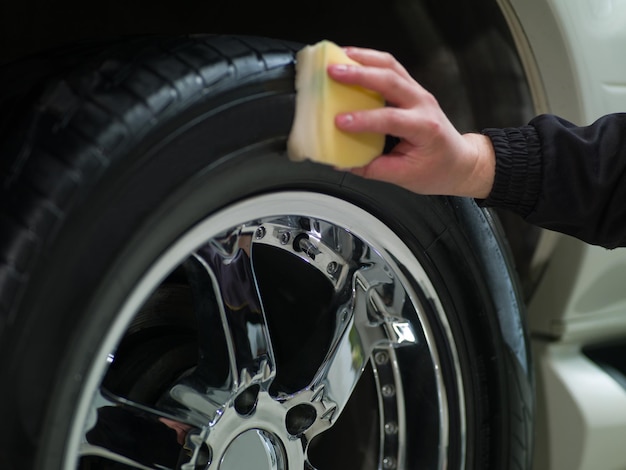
[1,0,533,129]
[1,0,534,131]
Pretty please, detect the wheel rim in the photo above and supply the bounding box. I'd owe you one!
[65,191,465,469]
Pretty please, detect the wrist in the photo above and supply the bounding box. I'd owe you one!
[460,133,496,199]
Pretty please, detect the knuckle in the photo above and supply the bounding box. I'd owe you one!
[380,51,396,64]
[420,89,440,107]
[424,117,443,135]
[383,107,408,130]
[383,71,404,92]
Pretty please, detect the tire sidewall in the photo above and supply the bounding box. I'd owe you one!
[0,59,529,470]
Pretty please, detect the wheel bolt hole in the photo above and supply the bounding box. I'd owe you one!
[285,403,317,436]
[234,384,260,416]
[195,442,212,468]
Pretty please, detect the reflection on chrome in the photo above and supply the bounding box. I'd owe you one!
[75,196,453,470]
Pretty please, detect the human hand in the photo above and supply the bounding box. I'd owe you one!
[327,47,495,199]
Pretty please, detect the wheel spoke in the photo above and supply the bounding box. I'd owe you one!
[80,207,430,469]
[80,389,198,469]
[294,263,418,441]
[169,226,276,422]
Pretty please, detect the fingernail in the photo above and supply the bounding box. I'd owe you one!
[336,113,354,127]
[330,64,349,74]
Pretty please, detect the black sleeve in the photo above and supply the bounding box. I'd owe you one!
[480,113,626,249]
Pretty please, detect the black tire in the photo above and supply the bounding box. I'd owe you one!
[0,35,533,470]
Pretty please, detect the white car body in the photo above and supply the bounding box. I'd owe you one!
[502,0,626,467]
[0,1,624,468]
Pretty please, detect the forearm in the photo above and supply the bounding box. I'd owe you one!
[481,113,626,248]
[529,113,626,248]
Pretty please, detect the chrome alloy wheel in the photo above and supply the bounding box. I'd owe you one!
[65,192,465,470]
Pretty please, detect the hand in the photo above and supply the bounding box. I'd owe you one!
[327,47,495,199]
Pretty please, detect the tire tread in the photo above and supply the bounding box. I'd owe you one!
[0,35,298,332]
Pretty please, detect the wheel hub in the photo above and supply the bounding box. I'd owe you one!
[219,429,284,470]
[184,391,305,469]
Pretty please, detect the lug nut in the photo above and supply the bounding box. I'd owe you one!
[280,231,291,244]
[326,261,338,274]
[255,226,266,239]
[374,351,389,365]
[384,421,399,435]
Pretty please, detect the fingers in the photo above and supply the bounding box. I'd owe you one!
[328,63,418,108]
[328,60,425,108]
[352,156,402,179]
[334,107,397,136]
[342,47,413,82]
[328,47,431,110]
[349,154,425,192]
[328,45,447,158]
[335,106,436,142]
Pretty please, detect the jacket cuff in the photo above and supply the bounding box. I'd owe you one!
[477,126,542,218]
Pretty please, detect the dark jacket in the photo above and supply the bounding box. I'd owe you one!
[481,113,626,248]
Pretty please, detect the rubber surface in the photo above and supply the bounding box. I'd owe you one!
[0,35,532,469]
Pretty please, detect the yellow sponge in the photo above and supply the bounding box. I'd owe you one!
[287,40,385,168]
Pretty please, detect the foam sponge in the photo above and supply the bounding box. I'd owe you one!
[287,40,385,168]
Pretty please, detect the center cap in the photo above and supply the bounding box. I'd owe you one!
[220,429,286,470]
